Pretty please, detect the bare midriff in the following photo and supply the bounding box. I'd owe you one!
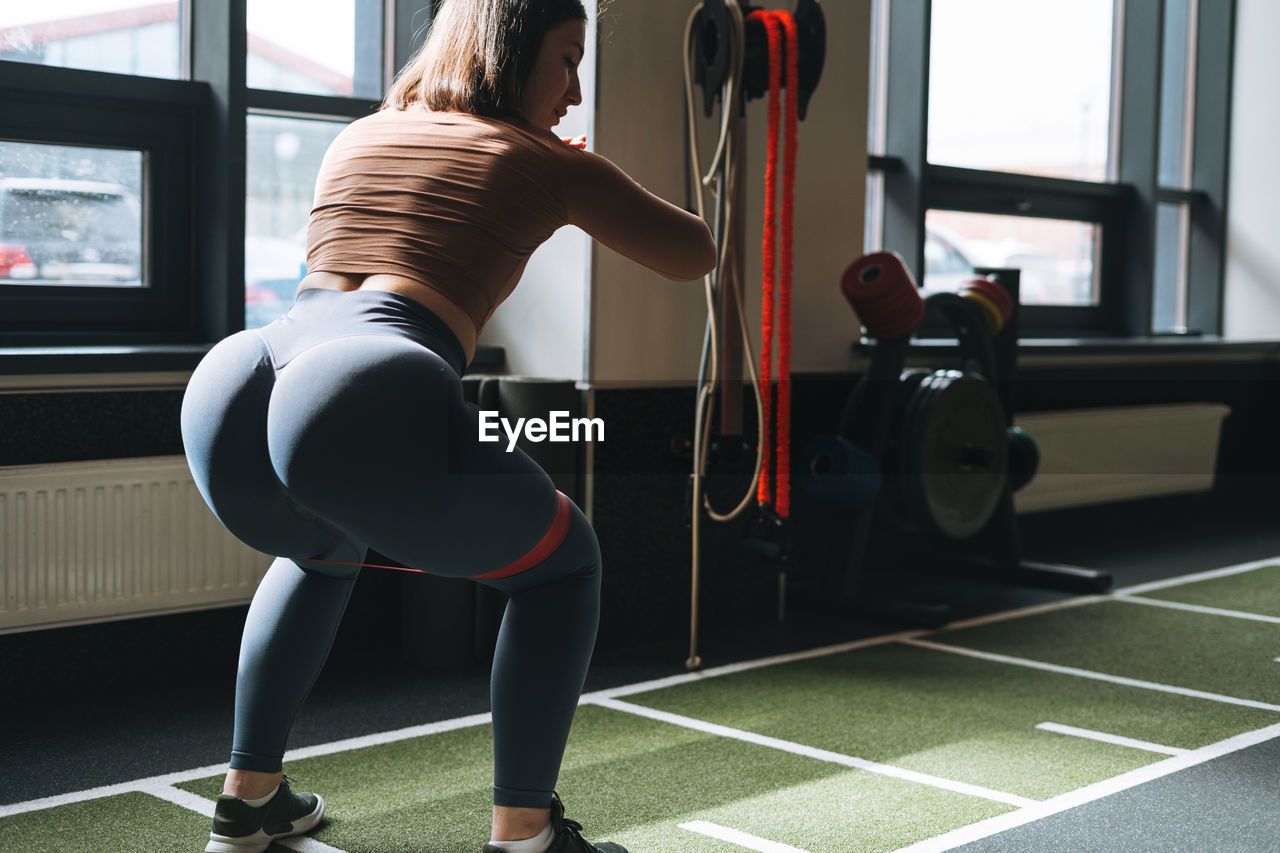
[297,271,479,366]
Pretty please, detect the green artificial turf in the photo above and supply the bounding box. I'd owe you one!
[1135,563,1280,617]
[0,792,211,853]
[624,638,1280,801]
[935,598,1280,706]
[16,572,1280,853]
[177,704,1009,852]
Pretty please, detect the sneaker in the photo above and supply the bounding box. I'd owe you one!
[204,775,325,853]
[482,793,628,853]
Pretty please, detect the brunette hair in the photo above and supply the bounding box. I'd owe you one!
[383,0,588,116]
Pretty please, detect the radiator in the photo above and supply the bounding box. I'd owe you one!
[0,456,271,634]
[1013,403,1231,514]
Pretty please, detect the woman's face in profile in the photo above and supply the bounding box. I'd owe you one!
[520,20,587,130]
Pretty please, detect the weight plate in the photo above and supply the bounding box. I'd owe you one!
[901,370,1008,539]
[896,371,947,528]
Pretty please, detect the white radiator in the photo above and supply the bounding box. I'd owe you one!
[0,456,272,634]
[1013,403,1231,514]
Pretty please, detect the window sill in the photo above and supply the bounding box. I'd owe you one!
[0,343,508,392]
[0,344,210,374]
[856,336,1280,369]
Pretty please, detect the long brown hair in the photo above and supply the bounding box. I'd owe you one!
[383,0,588,117]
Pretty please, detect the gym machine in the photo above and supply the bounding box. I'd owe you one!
[795,253,1112,625]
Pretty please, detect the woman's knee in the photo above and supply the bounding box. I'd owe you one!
[485,497,601,596]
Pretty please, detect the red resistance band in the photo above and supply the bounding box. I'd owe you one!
[750,8,798,520]
[306,490,573,580]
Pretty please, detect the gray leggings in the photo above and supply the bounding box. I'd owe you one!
[180,288,601,809]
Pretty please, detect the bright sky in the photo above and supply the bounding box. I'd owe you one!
[0,1,358,76]
[928,0,1115,179]
[247,0,356,76]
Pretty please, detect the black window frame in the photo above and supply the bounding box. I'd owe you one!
[0,0,411,367]
[0,62,203,346]
[870,0,1236,340]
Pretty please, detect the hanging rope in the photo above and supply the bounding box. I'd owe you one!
[751,8,799,520]
[754,8,780,512]
[777,9,798,519]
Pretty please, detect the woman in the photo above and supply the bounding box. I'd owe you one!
[182,1,716,851]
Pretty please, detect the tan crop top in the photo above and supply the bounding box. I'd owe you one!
[306,109,570,333]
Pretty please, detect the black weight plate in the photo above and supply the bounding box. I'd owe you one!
[902,370,1008,539]
[897,370,947,528]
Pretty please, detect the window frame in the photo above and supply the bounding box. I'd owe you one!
[0,62,203,346]
[0,0,400,364]
[869,0,1236,340]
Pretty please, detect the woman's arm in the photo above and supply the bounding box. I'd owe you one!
[561,149,718,281]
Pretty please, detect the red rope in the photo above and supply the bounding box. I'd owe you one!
[749,9,797,519]
[752,8,781,511]
[777,10,798,519]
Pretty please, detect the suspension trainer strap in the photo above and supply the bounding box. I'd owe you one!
[752,8,781,511]
[777,8,798,519]
[750,8,797,519]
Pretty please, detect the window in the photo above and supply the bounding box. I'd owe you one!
[927,0,1113,183]
[247,0,383,100]
[245,115,347,329]
[1153,0,1198,334]
[926,211,1099,307]
[0,64,199,346]
[867,0,1234,339]
[0,3,183,79]
[0,1,394,353]
[242,0,387,328]
[0,142,144,287]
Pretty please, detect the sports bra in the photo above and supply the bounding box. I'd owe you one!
[305,108,570,334]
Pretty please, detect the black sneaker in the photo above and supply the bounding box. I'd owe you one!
[204,776,325,853]
[482,793,628,853]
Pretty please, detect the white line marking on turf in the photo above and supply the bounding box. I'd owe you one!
[139,784,215,818]
[591,698,1036,808]
[282,711,492,763]
[0,711,494,819]
[936,556,1280,635]
[679,820,812,852]
[925,595,1111,634]
[1034,723,1188,756]
[0,764,227,819]
[1116,594,1280,624]
[904,638,1280,712]
[279,837,352,853]
[582,628,932,702]
[1114,557,1278,597]
[141,785,350,853]
[889,720,1280,852]
[906,637,1280,712]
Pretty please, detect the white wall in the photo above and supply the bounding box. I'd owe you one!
[477,3,598,380]
[589,0,871,386]
[1223,0,1280,339]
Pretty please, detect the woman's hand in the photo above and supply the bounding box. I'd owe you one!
[561,135,587,150]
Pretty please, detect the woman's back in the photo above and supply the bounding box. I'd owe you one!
[306,108,571,335]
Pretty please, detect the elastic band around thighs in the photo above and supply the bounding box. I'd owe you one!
[305,491,573,577]
[469,491,573,580]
